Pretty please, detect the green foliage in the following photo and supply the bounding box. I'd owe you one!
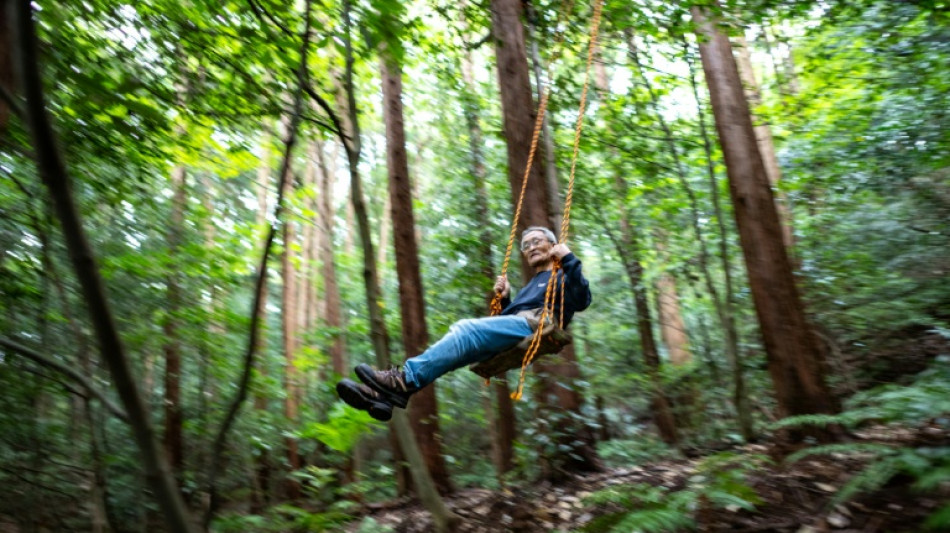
[583,452,767,532]
[779,359,950,526]
[213,503,355,533]
[773,357,950,431]
[300,402,380,453]
[597,434,680,468]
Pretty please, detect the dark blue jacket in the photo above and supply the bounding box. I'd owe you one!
[500,253,592,327]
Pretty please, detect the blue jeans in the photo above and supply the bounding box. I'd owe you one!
[402,315,534,388]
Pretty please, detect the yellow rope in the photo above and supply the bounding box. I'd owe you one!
[509,0,604,401]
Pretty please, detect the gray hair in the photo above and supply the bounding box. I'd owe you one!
[521,226,556,245]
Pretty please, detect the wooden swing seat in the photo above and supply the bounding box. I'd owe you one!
[469,328,573,379]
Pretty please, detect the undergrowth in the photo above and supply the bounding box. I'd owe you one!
[582,452,768,532]
[776,355,950,530]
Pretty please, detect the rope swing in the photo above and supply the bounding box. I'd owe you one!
[475,0,603,400]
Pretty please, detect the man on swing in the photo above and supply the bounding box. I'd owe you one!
[336,226,592,421]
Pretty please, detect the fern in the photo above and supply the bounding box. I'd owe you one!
[583,453,765,533]
[609,506,696,533]
[786,442,895,463]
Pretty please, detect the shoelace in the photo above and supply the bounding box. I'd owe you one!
[380,367,409,392]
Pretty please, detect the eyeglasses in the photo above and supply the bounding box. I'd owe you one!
[520,238,550,252]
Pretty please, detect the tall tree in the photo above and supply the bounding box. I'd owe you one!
[163,159,186,479]
[10,1,197,530]
[734,34,796,257]
[595,35,679,445]
[331,0,459,528]
[490,0,600,477]
[313,139,346,374]
[684,38,753,440]
[460,33,516,476]
[281,162,302,497]
[691,3,841,440]
[380,49,453,494]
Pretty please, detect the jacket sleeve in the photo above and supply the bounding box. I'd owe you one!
[559,253,592,312]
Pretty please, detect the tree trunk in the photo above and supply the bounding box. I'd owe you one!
[380,53,453,494]
[163,163,186,479]
[10,2,197,530]
[684,36,755,441]
[490,0,552,243]
[656,269,691,366]
[734,35,796,258]
[691,4,841,441]
[251,135,272,512]
[314,139,346,375]
[460,23,516,477]
[281,167,302,497]
[611,226,680,445]
[337,1,459,527]
[525,1,562,231]
[596,37,679,445]
[491,0,600,477]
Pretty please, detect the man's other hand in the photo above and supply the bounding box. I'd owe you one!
[494,275,510,298]
[551,243,571,259]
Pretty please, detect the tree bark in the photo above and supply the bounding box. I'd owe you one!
[734,35,796,258]
[314,139,346,374]
[380,53,453,494]
[684,37,754,441]
[490,0,552,245]
[337,1,458,527]
[281,167,302,497]
[460,24,516,476]
[163,162,186,479]
[525,1,562,232]
[10,2,197,530]
[691,4,841,440]
[491,0,600,477]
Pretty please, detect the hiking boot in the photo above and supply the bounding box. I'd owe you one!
[355,364,419,409]
[336,379,393,421]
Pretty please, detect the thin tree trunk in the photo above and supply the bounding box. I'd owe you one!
[10,2,197,530]
[596,37,679,445]
[250,133,272,512]
[691,4,842,441]
[281,170,302,498]
[380,53,453,494]
[460,22,516,476]
[205,2,314,521]
[163,162,186,480]
[609,223,680,445]
[337,1,459,527]
[314,139,346,374]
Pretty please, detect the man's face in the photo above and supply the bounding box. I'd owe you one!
[521,230,553,268]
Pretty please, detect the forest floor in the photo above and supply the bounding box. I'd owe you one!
[349,424,949,533]
[347,328,950,533]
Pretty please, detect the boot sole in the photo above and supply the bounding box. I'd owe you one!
[336,380,393,421]
[355,364,410,409]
